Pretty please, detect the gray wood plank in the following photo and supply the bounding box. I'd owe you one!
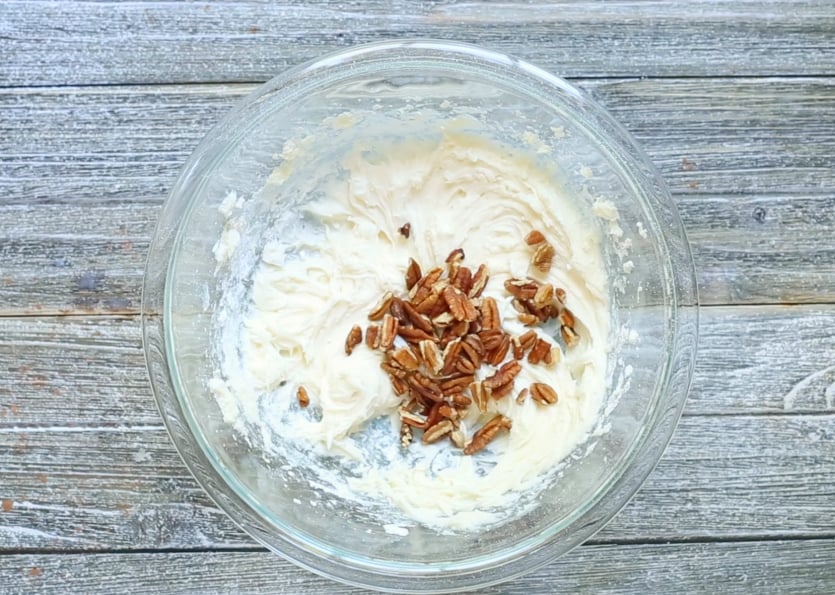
[1,307,834,430]
[3,540,835,594]
[1,1,833,86]
[0,540,835,595]
[0,403,832,549]
[2,79,833,204]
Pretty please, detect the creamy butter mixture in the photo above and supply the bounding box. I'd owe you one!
[217,125,610,529]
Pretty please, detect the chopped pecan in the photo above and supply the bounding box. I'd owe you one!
[450,428,466,448]
[413,291,441,315]
[518,312,539,326]
[398,222,411,239]
[555,287,567,304]
[380,314,399,350]
[410,267,443,302]
[405,258,422,290]
[481,296,500,330]
[455,357,476,375]
[398,326,435,344]
[438,404,459,421]
[425,401,444,429]
[365,324,381,349]
[419,340,444,375]
[450,393,472,408]
[443,286,477,322]
[391,376,409,396]
[525,230,546,245]
[390,347,420,371]
[491,380,516,400]
[368,292,394,321]
[407,373,443,402]
[530,382,558,405]
[469,264,489,298]
[504,278,539,300]
[449,319,470,338]
[402,300,434,333]
[381,362,407,379]
[459,336,482,369]
[463,414,512,455]
[445,248,465,265]
[400,409,429,428]
[558,308,575,328]
[479,329,504,351]
[389,297,409,326]
[515,387,529,405]
[532,242,555,273]
[452,266,473,294]
[470,380,488,412]
[528,337,552,365]
[519,330,538,353]
[344,325,362,355]
[534,283,554,306]
[484,361,522,390]
[440,374,474,395]
[422,419,454,444]
[296,386,310,408]
[400,423,413,447]
[485,333,511,366]
[561,325,580,347]
[512,336,523,360]
[441,339,463,375]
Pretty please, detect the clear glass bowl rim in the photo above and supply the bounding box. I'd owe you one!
[141,39,699,593]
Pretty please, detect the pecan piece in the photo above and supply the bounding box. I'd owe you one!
[445,247,465,266]
[391,376,409,396]
[419,340,444,375]
[402,300,434,334]
[491,380,516,400]
[485,333,511,366]
[438,404,460,421]
[380,314,399,350]
[400,409,429,428]
[455,357,476,375]
[463,414,512,455]
[450,393,472,409]
[561,325,580,347]
[440,374,474,396]
[469,264,489,298]
[398,222,411,239]
[459,336,482,369]
[479,328,504,352]
[530,382,558,405]
[534,283,554,306]
[452,266,473,294]
[504,278,539,300]
[368,291,394,321]
[516,387,529,405]
[422,419,454,444]
[525,230,546,245]
[511,336,523,360]
[389,297,410,326]
[389,347,420,371]
[398,326,435,344]
[519,330,538,353]
[518,313,539,326]
[470,380,489,413]
[480,296,500,330]
[365,324,381,349]
[296,386,310,408]
[532,242,556,273]
[441,339,463,375]
[413,291,440,315]
[400,423,413,447]
[450,428,466,449]
[344,325,362,355]
[443,286,478,322]
[405,258,422,290]
[484,361,522,390]
[407,373,443,402]
[528,337,552,365]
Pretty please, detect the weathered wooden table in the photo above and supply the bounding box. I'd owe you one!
[2,2,834,592]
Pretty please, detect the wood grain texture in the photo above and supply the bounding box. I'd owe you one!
[1,1,834,86]
[1,79,834,312]
[3,540,835,594]
[2,308,834,429]
[1,306,833,552]
[2,79,833,205]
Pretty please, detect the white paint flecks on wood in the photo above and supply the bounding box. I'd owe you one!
[3,541,835,594]
[1,1,834,85]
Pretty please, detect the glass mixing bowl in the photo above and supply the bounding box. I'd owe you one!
[142,40,698,592]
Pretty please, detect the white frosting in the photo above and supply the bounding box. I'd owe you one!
[223,126,610,529]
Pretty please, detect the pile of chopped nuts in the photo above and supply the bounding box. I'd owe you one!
[298,229,581,455]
